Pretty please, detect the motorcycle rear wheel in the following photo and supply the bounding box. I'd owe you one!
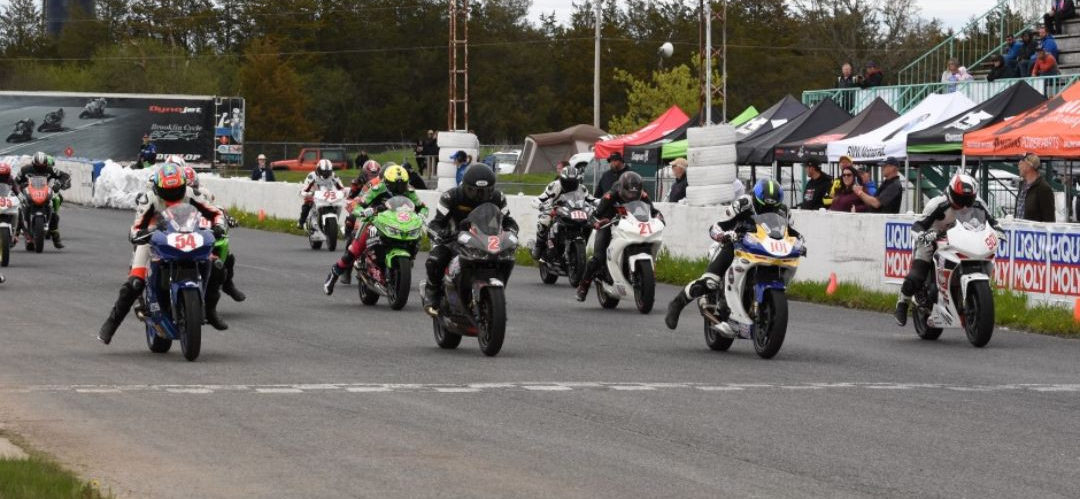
[387,257,411,310]
[964,281,994,348]
[359,279,379,305]
[913,306,943,340]
[633,260,655,314]
[0,228,9,267]
[477,287,507,357]
[177,288,203,361]
[31,217,44,254]
[539,261,558,284]
[753,289,788,359]
[433,316,462,349]
[704,317,734,351]
[596,283,619,309]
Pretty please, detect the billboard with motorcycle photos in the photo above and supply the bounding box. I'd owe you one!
[884,218,1080,303]
[0,91,242,166]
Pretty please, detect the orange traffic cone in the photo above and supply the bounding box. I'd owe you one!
[826,272,838,296]
[257,209,266,222]
[1073,298,1080,324]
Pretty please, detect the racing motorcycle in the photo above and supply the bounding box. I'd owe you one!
[593,200,664,314]
[909,209,999,347]
[537,191,593,287]
[421,203,518,357]
[79,98,107,119]
[6,119,33,143]
[354,196,424,310]
[0,184,19,267]
[303,185,345,251]
[19,176,58,253]
[37,109,65,133]
[698,213,805,359]
[133,204,216,361]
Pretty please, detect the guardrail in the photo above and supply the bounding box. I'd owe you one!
[803,74,1080,115]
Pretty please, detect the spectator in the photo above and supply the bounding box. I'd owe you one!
[595,151,629,197]
[1018,31,1039,76]
[1003,34,1023,77]
[860,61,884,88]
[420,130,439,175]
[829,165,869,213]
[855,164,878,196]
[452,150,469,185]
[1032,45,1061,76]
[1045,0,1076,35]
[988,55,1011,81]
[942,58,963,92]
[402,161,426,190]
[856,157,904,213]
[135,133,156,169]
[837,63,859,88]
[798,157,832,210]
[823,155,854,208]
[667,158,688,203]
[958,66,975,82]
[250,153,275,181]
[1038,25,1060,60]
[354,149,369,170]
[1015,153,1056,222]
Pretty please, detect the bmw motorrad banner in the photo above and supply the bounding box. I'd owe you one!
[0,91,241,165]
[883,218,1080,302]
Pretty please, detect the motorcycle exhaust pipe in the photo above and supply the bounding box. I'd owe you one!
[697,299,738,339]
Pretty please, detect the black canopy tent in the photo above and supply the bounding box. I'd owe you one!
[736,98,851,166]
[735,95,808,146]
[773,97,899,164]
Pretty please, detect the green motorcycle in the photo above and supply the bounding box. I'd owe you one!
[354,196,424,309]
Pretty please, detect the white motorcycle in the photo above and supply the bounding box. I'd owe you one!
[302,184,346,251]
[910,209,999,347]
[0,183,20,267]
[594,200,664,313]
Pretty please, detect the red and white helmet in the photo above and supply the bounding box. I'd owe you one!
[166,154,187,169]
[181,165,199,188]
[361,160,381,181]
[947,174,977,209]
[0,162,10,181]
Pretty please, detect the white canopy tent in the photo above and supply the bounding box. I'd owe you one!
[825,92,975,162]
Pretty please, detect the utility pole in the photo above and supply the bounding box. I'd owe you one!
[593,0,601,128]
[448,0,470,131]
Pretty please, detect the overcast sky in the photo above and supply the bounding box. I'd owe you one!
[529,0,1000,31]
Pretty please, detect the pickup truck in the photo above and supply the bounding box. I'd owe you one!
[270,147,348,171]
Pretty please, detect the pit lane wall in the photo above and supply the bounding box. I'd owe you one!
[54,161,1080,306]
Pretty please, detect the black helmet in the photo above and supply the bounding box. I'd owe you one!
[616,172,643,202]
[461,163,496,202]
[31,151,49,172]
[558,165,580,193]
[947,174,977,209]
[753,179,783,212]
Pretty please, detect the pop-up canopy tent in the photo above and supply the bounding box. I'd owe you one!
[593,106,689,159]
[517,124,608,174]
[826,92,974,162]
[625,108,722,165]
[908,82,1045,157]
[774,97,898,164]
[735,95,808,144]
[735,98,850,165]
[963,80,1080,157]
[660,106,758,160]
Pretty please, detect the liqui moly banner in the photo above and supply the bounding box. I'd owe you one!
[884,222,913,283]
[1049,230,1080,296]
[1010,230,1048,293]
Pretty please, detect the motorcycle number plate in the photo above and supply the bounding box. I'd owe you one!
[0,198,10,208]
[985,233,997,252]
[321,190,339,201]
[638,222,652,235]
[397,212,411,222]
[571,210,587,221]
[766,239,791,256]
[167,233,204,252]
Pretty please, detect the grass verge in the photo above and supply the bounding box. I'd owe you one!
[0,432,109,499]
[227,208,1079,336]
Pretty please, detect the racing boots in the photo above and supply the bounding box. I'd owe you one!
[894,296,910,327]
[323,266,342,295]
[665,292,690,330]
[575,279,591,302]
[99,277,144,345]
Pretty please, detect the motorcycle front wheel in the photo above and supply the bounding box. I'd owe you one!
[568,240,586,287]
[633,260,655,314]
[753,289,788,359]
[177,287,203,361]
[387,256,411,310]
[477,287,507,357]
[964,281,995,348]
[324,218,338,252]
[0,228,9,266]
[31,216,45,253]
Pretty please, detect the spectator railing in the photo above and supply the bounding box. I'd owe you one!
[896,0,1039,87]
[803,74,1080,115]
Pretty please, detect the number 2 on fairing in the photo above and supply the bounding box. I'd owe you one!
[487,236,500,251]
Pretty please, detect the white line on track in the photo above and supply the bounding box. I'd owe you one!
[3,382,1080,395]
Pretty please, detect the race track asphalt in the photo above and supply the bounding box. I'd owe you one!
[0,205,1078,498]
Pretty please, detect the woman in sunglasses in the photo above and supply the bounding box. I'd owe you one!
[829,165,869,213]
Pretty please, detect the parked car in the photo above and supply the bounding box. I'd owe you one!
[270,147,348,171]
[481,150,521,175]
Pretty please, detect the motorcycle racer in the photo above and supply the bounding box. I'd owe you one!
[341,160,385,261]
[15,152,71,248]
[98,163,227,345]
[298,159,345,229]
[664,179,801,329]
[894,174,1004,326]
[323,164,428,295]
[530,164,595,260]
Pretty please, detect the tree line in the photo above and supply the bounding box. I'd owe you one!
[0,0,981,143]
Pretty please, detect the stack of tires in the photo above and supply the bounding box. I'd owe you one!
[435,131,479,192]
[684,125,738,206]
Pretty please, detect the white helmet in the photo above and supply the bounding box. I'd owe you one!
[316,158,334,178]
[166,154,186,169]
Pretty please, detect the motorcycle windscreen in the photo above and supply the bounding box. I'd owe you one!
[0,184,10,197]
[559,190,587,207]
[385,195,415,213]
[622,200,652,222]
[955,208,987,231]
[27,176,48,190]
[160,204,201,233]
[464,203,504,236]
[752,213,788,239]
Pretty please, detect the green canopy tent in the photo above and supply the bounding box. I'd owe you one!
[660,106,758,160]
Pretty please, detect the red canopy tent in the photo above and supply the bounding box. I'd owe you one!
[964,81,1080,158]
[593,106,690,159]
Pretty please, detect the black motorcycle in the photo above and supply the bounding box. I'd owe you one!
[422,203,518,357]
[538,190,593,287]
[6,119,33,143]
[37,109,65,133]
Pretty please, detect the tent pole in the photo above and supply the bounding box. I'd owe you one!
[905,158,911,213]
[916,165,922,213]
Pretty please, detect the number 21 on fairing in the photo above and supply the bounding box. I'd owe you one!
[638,222,652,235]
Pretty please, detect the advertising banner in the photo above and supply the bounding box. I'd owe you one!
[883,221,912,283]
[0,91,241,165]
[1010,229,1048,293]
[1049,229,1080,297]
[214,96,245,165]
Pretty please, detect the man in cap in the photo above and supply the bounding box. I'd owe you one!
[595,151,629,198]
[798,157,832,210]
[856,157,904,213]
[860,61,884,88]
[250,153,275,181]
[667,158,688,203]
